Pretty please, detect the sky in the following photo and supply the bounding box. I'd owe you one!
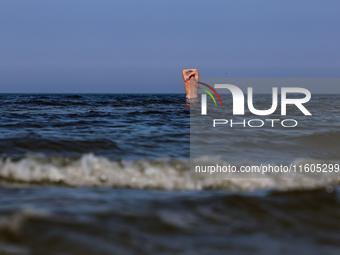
[0,0,339,93]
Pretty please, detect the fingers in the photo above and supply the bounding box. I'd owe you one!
[188,72,196,77]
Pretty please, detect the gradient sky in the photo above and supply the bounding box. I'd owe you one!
[0,0,339,93]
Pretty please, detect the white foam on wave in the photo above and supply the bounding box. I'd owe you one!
[0,154,339,191]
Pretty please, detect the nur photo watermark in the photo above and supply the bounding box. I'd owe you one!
[190,78,340,179]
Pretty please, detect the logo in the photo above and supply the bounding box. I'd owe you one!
[200,84,311,116]
[198,82,223,106]
[198,83,312,128]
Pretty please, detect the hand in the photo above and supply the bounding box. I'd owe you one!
[187,71,196,79]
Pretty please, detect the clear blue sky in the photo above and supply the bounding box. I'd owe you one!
[0,0,339,93]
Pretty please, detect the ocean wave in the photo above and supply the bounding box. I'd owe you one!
[0,154,339,191]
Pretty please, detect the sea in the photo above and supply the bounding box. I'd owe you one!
[0,93,339,255]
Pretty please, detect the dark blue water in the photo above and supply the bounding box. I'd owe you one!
[0,94,189,160]
[0,94,339,254]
